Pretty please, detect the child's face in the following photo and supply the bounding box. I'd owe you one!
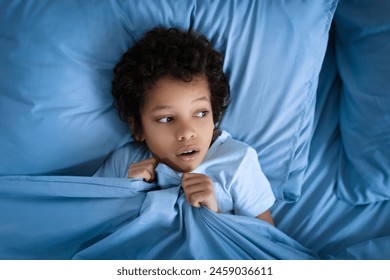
[138,76,214,173]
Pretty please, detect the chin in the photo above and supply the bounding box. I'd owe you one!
[174,166,196,173]
[159,160,196,173]
[172,163,199,173]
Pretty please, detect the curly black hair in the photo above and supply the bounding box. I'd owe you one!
[112,27,230,138]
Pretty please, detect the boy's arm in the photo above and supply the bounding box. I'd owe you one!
[256,210,274,226]
[229,147,276,220]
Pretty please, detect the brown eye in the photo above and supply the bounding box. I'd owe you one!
[194,111,208,118]
[157,116,173,123]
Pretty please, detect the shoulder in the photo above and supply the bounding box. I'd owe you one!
[197,130,259,176]
[113,141,150,160]
[202,130,275,217]
[207,130,258,164]
[94,141,151,177]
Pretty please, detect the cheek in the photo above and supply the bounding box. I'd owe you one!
[142,128,170,153]
[205,120,215,136]
[144,138,166,158]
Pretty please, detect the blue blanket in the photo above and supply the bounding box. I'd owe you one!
[0,175,317,259]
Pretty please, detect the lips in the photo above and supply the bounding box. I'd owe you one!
[177,146,200,161]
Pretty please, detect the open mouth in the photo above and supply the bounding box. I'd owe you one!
[180,150,197,156]
[177,148,200,161]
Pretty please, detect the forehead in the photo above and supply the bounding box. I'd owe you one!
[143,76,211,110]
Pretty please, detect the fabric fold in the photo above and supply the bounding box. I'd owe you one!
[0,174,317,259]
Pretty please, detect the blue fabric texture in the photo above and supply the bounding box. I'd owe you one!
[95,130,276,218]
[335,0,390,204]
[1,0,390,261]
[331,236,390,260]
[271,28,390,260]
[0,0,133,176]
[0,0,338,202]
[0,175,317,260]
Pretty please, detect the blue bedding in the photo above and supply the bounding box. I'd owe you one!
[272,30,390,259]
[0,175,316,260]
[1,0,390,260]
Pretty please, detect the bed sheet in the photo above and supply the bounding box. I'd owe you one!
[1,0,389,260]
[271,37,390,259]
[0,175,316,260]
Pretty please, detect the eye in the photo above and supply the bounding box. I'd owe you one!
[194,111,209,118]
[157,116,173,123]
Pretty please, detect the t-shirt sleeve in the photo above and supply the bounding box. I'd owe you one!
[93,142,150,178]
[230,147,276,217]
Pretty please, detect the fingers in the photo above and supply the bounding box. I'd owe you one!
[181,173,218,212]
[127,157,159,182]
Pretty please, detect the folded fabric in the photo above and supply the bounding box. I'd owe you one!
[0,173,317,260]
[331,236,390,260]
[335,0,390,204]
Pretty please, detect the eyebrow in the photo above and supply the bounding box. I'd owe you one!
[150,96,210,113]
[150,105,171,112]
[193,96,210,103]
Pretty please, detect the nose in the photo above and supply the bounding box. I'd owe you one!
[176,121,196,141]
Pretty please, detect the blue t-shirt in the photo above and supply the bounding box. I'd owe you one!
[94,130,275,217]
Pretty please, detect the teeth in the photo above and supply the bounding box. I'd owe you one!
[181,150,195,155]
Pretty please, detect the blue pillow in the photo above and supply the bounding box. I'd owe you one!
[335,0,390,204]
[0,1,132,175]
[0,0,337,201]
[189,0,337,201]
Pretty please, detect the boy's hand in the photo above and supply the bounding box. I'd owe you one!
[181,173,218,213]
[127,157,159,182]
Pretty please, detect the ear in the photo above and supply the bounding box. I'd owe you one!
[133,133,145,142]
[127,117,144,142]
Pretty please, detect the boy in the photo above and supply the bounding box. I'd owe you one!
[95,28,275,225]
